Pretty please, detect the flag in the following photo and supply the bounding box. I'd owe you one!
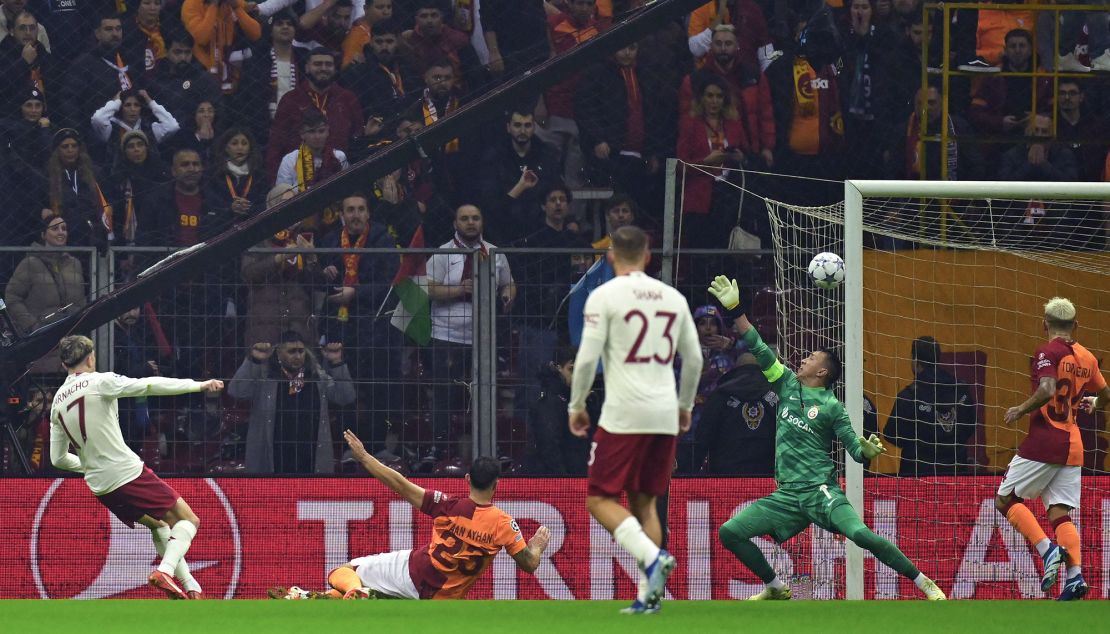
[390,226,432,345]
[567,256,613,346]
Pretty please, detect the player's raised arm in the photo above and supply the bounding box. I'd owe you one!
[343,429,425,507]
[708,275,787,383]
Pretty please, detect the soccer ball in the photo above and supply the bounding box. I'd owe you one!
[807,252,845,290]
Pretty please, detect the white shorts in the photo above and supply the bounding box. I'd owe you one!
[350,549,420,599]
[997,455,1081,509]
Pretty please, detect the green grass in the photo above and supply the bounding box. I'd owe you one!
[1,600,1107,634]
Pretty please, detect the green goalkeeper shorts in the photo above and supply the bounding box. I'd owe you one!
[727,484,853,544]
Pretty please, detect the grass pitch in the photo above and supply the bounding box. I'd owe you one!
[1,600,1106,634]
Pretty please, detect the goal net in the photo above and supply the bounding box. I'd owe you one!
[766,179,1109,599]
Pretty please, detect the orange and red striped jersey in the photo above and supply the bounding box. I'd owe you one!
[1018,337,1106,466]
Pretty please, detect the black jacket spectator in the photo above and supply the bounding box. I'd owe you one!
[525,363,596,475]
[57,16,144,132]
[0,32,61,114]
[694,363,777,475]
[476,130,561,241]
[340,42,421,124]
[147,52,223,132]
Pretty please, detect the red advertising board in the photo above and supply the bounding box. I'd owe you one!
[0,477,1105,600]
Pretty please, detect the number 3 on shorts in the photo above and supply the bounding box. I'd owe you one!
[588,442,598,466]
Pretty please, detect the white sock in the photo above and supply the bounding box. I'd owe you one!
[157,521,198,576]
[767,576,786,590]
[150,525,202,593]
[1035,538,1051,556]
[636,569,648,603]
[1066,565,1081,579]
[913,573,931,590]
[612,516,661,568]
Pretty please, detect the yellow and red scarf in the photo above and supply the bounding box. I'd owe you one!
[336,228,368,321]
[423,90,460,153]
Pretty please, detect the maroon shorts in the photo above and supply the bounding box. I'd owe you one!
[587,428,676,498]
[96,467,180,528]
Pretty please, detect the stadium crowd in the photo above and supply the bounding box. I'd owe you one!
[2,0,1108,476]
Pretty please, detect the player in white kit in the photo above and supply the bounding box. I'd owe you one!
[567,226,702,613]
[49,335,224,599]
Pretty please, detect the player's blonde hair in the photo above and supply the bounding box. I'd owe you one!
[1043,297,1077,329]
[59,335,94,368]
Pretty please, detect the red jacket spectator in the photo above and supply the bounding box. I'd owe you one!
[676,113,747,214]
[544,6,607,119]
[679,62,774,158]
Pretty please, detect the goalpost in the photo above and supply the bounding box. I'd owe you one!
[764,180,1110,599]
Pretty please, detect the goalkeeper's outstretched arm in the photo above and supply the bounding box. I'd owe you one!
[707,275,786,383]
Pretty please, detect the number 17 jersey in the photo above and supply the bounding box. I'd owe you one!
[580,271,701,435]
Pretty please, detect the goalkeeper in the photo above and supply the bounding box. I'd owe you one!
[708,276,946,601]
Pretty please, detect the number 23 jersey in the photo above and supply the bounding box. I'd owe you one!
[408,489,526,599]
[581,271,701,435]
[1018,337,1106,466]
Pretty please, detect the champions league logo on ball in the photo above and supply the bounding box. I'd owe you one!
[31,479,242,599]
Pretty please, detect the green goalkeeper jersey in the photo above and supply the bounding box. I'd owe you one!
[741,327,864,490]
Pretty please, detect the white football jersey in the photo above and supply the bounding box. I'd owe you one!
[570,272,702,434]
[50,372,203,495]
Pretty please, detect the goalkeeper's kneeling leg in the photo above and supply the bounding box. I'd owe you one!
[830,505,920,580]
[719,519,777,583]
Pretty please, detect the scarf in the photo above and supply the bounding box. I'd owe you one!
[905,112,958,180]
[423,90,460,153]
[272,230,304,271]
[309,88,329,116]
[103,53,132,91]
[138,20,166,70]
[270,48,296,109]
[620,66,644,154]
[787,56,843,155]
[226,173,253,198]
[30,64,43,95]
[209,4,240,93]
[454,233,487,299]
[295,143,317,192]
[847,27,874,120]
[115,178,138,243]
[336,228,368,322]
[227,160,251,177]
[380,62,405,97]
[282,366,306,395]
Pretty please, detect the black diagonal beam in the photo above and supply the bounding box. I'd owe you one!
[2,0,705,373]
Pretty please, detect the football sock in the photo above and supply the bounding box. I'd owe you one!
[1066,566,1082,579]
[636,570,648,602]
[1052,516,1081,568]
[913,573,931,591]
[1034,538,1050,556]
[613,516,661,568]
[1005,504,1048,549]
[718,522,776,583]
[328,567,362,594]
[830,505,920,579]
[767,576,787,590]
[150,525,201,593]
[157,520,197,576]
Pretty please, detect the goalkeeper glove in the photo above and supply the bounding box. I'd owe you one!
[707,275,744,320]
[859,434,886,459]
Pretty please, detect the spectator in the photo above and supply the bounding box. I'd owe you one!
[591,193,638,250]
[676,73,747,248]
[319,193,400,450]
[481,0,550,77]
[476,107,561,241]
[175,99,220,159]
[266,47,364,177]
[525,346,594,475]
[998,113,1078,182]
[147,30,223,132]
[36,0,115,64]
[1,87,52,186]
[0,11,60,114]
[0,0,50,51]
[876,11,933,150]
[43,128,112,248]
[340,0,394,68]
[1055,80,1108,182]
[122,0,167,74]
[687,0,775,71]
[575,43,665,212]
[340,16,421,125]
[4,214,87,375]
[57,13,142,131]
[426,203,514,442]
[146,147,221,246]
[679,303,740,471]
[839,0,895,178]
[765,12,846,202]
[536,0,604,208]
[235,11,306,144]
[275,108,350,192]
[89,88,180,164]
[112,305,175,447]
[678,25,775,170]
[108,130,169,250]
[692,353,776,475]
[205,127,268,219]
[902,83,980,181]
[510,181,579,405]
[181,0,263,94]
[240,187,328,348]
[968,29,1051,138]
[884,336,977,477]
[300,0,355,52]
[956,3,1033,72]
[402,0,483,89]
[228,331,356,474]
